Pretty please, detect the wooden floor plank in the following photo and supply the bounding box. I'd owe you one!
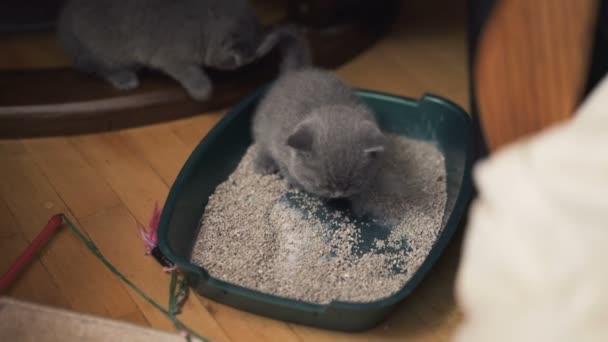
[68,133,170,222]
[291,305,440,342]
[117,309,152,328]
[339,52,427,99]
[120,124,194,185]
[0,234,70,308]
[195,296,303,342]
[379,39,469,108]
[21,131,231,341]
[0,197,18,238]
[0,140,140,318]
[171,112,224,147]
[78,206,232,342]
[24,137,122,219]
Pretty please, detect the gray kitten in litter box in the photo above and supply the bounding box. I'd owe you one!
[57,0,310,101]
[252,67,386,199]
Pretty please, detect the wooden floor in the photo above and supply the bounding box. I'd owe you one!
[0,0,469,341]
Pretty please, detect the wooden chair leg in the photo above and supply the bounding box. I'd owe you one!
[474,0,599,152]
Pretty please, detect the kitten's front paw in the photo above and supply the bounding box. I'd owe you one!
[106,71,140,91]
[254,151,278,175]
[186,82,212,101]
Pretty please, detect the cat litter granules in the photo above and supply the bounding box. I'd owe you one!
[190,134,447,304]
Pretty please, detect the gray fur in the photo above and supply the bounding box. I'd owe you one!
[256,25,313,73]
[57,0,310,100]
[252,67,385,199]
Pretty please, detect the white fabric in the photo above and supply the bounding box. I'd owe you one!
[453,75,608,342]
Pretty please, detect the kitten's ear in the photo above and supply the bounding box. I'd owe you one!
[364,146,385,158]
[360,121,385,158]
[287,122,314,152]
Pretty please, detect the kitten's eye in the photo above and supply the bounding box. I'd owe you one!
[364,146,384,159]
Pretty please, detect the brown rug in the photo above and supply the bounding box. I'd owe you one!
[0,297,189,342]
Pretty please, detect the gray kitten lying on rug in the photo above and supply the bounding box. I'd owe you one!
[57,0,310,101]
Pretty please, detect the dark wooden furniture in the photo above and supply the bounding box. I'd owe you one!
[0,0,399,138]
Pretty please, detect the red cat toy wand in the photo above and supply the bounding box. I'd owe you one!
[0,214,64,292]
[0,203,173,293]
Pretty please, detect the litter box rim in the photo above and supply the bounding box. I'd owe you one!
[158,85,473,314]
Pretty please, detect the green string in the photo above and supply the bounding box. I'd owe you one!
[60,213,210,342]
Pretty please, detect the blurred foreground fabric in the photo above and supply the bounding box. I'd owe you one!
[454,74,608,342]
[0,297,186,342]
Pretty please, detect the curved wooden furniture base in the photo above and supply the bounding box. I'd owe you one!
[0,19,391,138]
[0,57,278,138]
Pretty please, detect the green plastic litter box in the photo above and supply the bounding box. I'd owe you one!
[158,86,473,332]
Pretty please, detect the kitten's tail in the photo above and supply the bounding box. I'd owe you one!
[276,25,313,73]
[256,25,312,73]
